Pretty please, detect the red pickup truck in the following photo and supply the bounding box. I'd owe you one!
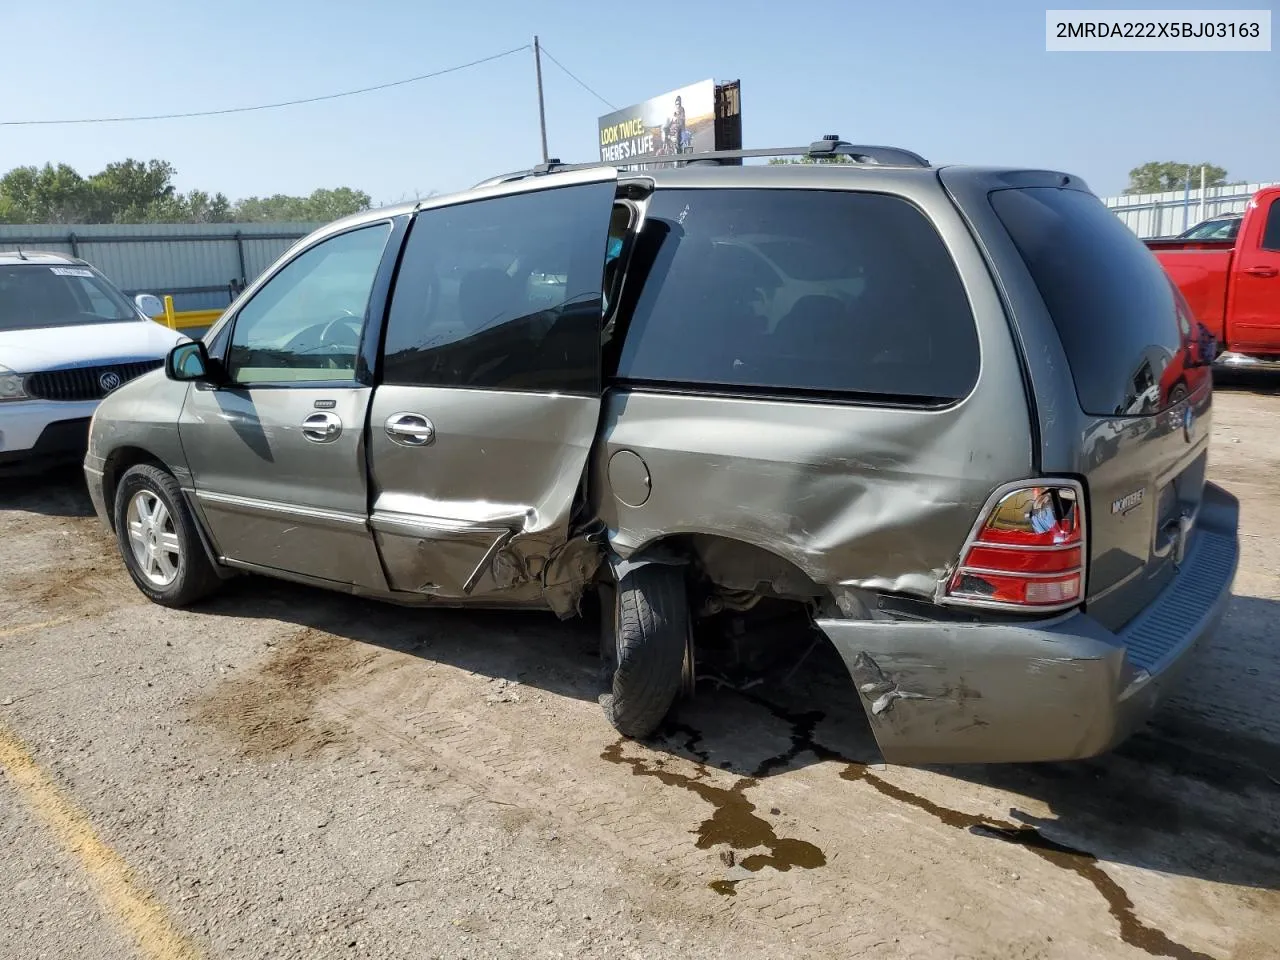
[1144,185,1280,369]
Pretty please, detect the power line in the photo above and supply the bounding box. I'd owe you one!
[537,45,618,111]
[0,45,530,127]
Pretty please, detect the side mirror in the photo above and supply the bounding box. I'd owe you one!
[135,293,164,318]
[166,341,213,382]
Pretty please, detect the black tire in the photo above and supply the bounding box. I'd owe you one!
[113,463,222,607]
[599,564,690,738]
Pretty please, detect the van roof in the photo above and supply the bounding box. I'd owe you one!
[0,250,87,267]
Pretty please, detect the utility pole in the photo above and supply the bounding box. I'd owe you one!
[1183,165,1192,232]
[1199,164,1206,223]
[533,36,549,163]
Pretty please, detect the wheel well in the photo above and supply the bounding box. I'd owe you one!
[627,534,846,686]
[627,533,835,612]
[102,447,169,529]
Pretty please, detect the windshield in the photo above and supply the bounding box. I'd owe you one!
[0,264,139,332]
[1178,217,1241,241]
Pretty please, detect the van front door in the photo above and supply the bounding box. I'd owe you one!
[180,219,399,587]
[367,171,618,605]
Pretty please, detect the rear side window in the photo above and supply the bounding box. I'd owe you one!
[614,189,979,403]
[990,187,1205,416]
[382,181,615,395]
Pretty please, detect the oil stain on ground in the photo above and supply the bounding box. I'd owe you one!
[601,725,826,894]
[755,694,1216,960]
[192,628,370,758]
[633,691,1215,960]
[840,764,1215,960]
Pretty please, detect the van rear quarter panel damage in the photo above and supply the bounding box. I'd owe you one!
[593,175,1036,606]
[593,379,1033,608]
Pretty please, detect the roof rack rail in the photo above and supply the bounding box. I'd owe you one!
[471,135,928,189]
[682,137,929,168]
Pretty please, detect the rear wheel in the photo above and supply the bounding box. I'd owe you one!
[599,565,691,738]
[114,464,222,607]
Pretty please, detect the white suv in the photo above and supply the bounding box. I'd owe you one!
[0,251,185,475]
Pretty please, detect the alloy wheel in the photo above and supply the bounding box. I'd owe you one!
[126,490,181,587]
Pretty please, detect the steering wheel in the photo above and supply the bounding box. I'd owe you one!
[317,311,362,347]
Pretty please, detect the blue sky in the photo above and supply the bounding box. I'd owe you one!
[2,0,1275,203]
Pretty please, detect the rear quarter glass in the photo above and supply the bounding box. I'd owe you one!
[615,188,980,403]
[988,187,1208,417]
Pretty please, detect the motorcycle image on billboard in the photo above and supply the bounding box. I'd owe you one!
[597,79,719,168]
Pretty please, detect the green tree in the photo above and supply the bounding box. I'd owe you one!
[182,189,234,223]
[1125,161,1228,195]
[0,163,93,223]
[232,187,372,222]
[86,158,179,221]
[0,158,370,224]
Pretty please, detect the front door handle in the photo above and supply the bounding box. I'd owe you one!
[1243,265,1278,278]
[301,411,342,443]
[384,412,435,447]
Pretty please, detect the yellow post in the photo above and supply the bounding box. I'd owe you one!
[163,295,176,330]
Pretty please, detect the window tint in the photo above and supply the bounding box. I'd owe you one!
[1263,198,1280,252]
[614,189,979,402]
[1179,216,1241,241]
[990,187,1207,416]
[0,265,135,331]
[382,181,615,394]
[74,276,124,318]
[227,223,390,384]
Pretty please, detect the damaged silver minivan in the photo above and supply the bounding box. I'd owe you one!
[84,139,1239,765]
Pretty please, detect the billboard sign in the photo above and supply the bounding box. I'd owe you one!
[598,79,717,165]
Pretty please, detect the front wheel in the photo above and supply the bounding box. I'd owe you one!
[599,564,691,738]
[114,463,222,607]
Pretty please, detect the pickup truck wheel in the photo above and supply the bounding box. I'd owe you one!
[599,565,690,739]
[114,464,221,608]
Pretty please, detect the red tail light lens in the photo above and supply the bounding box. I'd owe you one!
[945,484,1085,610]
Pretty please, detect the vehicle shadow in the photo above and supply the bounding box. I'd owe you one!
[0,465,95,518]
[202,573,1280,895]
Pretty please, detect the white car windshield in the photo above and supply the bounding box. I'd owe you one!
[0,264,138,331]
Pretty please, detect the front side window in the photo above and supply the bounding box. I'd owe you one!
[227,223,391,384]
[0,265,137,332]
[381,180,615,394]
[615,189,980,403]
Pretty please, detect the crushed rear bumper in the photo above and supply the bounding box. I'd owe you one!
[817,483,1239,765]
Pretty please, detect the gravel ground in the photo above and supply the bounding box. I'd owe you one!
[1,382,1277,960]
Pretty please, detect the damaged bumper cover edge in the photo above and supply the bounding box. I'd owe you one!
[818,484,1239,765]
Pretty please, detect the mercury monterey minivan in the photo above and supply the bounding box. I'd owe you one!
[84,138,1238,765]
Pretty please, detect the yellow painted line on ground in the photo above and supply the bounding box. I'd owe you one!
[0,723,204,960]
[0,615,76,639]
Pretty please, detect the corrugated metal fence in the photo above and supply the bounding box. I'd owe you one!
[1103,182,1279,239]
[0,222,323,312]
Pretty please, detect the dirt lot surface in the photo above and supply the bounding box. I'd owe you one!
[1,382,1277,960]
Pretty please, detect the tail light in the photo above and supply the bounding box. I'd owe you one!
[943,481,1085,612]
